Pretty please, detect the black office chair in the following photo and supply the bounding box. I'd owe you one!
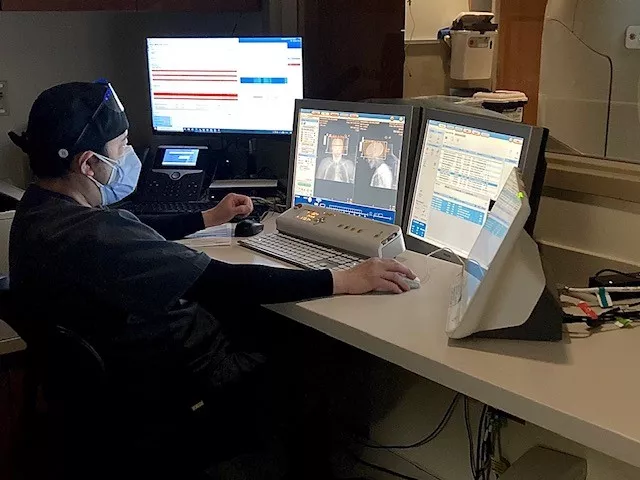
[39,325,111,479]
[0,278,258,480]
[37,324,211,480]
[0,287,211,480]
[0,287,114,479]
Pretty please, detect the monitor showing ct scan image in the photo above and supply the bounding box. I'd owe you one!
[288,99,418,225]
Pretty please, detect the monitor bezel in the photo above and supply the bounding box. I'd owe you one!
[146,36,304,137]
[402,107,546,258]
[286,98,418,227]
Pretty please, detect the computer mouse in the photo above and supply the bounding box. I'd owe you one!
[234,219,264,237]
[402,275,421,290]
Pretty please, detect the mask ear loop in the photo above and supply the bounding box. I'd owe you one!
[91,151,119,184]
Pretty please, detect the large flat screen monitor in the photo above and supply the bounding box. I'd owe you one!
[147,37,304,135]
[287,99,419,225]
[403,108,547,258]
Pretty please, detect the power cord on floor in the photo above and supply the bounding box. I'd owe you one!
[358,393,462,450]
[384,448,446,480]
[351,453,423,480]
[352,394,499,480]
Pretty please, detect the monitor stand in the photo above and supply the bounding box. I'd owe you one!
[474,286,563,341]
[247,137,258,177]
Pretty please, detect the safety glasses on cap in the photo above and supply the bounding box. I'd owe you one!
[61,80,125,159]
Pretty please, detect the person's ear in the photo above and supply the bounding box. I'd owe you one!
[72,151,96,176]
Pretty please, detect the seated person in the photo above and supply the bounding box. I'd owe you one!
[8,82,416,478]
[315,136,355,183]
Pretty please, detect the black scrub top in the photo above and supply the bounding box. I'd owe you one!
[9,185,332,393]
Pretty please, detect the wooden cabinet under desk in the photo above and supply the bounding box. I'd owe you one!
[136,0,260,12]
[1,0,136,10]
[0,0,260,11]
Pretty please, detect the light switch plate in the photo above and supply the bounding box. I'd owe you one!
[0,81,7,116]
[625,26,640,49]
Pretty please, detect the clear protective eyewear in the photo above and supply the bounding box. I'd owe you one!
[69,80,125,154]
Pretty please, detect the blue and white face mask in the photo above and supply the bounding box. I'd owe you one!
[88,145,141,206]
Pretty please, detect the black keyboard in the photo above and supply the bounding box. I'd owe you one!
[123,200,217,215]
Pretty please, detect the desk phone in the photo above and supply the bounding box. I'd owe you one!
[136,146,212,203]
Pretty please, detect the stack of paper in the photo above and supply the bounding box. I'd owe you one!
[178,224,233,248]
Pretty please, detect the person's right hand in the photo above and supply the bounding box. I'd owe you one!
[332,258,417,295]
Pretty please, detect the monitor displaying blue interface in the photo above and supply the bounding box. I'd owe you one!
[147,37,304,135]
[161,148,200,167]
[291,107,407,224]
[407,119,525,257]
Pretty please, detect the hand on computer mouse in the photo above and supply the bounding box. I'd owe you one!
[332,258,417,295]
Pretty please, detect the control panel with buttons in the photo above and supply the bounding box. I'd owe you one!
[275,205,406,259]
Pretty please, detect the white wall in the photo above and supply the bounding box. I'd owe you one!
[405,0,468,42]
[402,0,495,99]
[469,0,492,11]
[0,10,264,188]
[404,43,448,98]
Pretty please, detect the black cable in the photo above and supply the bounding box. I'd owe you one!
[360,393,462,450]
[492,422,509,478]
[482,409,499,480]
[352,454,422,480]
[593,269,640,280]
[479,408,492,480]
[464,397,478,480]
[482,410,492,480]
[231,12,244,36]
[475,405,488,478]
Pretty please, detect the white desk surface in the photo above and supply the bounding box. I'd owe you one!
[195,218,640,470]
[0,319,26,356]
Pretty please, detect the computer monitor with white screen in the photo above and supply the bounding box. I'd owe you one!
[287,99,419,225]
[403,108,547,259]
[147,37,304,135]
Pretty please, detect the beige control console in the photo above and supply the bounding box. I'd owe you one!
[276,205,406,259]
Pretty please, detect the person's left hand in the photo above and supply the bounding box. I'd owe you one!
[202,193,254,227]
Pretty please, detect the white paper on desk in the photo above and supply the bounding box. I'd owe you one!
[177,224,232,247]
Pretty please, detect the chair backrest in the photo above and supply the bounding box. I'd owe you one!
[51,326,106,377]
[45,325,107,408]
[0,211,14,275]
